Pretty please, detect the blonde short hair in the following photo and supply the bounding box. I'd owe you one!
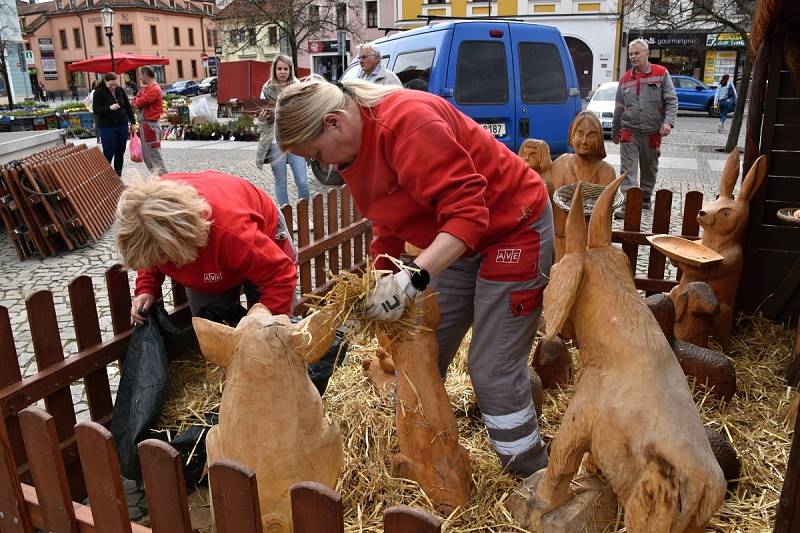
[116,178,212,270]
[274,76,402,151]
[568,111,606,160]
[518,138,552,173]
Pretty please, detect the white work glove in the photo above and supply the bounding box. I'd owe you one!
[363,270,418,322]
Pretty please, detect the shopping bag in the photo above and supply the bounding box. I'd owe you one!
[129,133,143,163]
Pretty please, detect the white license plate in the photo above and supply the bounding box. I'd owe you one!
[481,122,506,137]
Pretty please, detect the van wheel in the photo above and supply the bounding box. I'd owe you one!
[310,160,345,186]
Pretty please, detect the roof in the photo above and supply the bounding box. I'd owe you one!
[216,0,268,20]
[16,0,215,20]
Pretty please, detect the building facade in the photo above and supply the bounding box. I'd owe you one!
[17,0,219,94]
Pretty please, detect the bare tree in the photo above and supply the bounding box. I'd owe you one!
[217,0,366,70]
[623,0,755,152]
[0,0,27,110]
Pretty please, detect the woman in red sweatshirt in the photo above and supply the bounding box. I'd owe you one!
[116,171,297,324]
[274,78,554,476]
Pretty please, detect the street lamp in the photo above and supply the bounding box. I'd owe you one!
[101,5,115,72]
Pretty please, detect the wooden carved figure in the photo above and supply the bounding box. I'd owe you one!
[669,149,767,350]
[193,305,343,532]
[549,111,616,261]
[379,293,473,513]
[519,138,553,189]
[523,179,726,532]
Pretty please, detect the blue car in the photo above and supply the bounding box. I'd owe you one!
[671,75,719,117]
[165,80,199,97]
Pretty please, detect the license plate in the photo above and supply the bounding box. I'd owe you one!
[481,122,506,137]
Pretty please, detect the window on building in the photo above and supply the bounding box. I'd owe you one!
[150,25,158,45]
[309,5,320,31]
[87,0,93,7]
[206,28,213,47]
[174,27,181,45]
[177,59,184,78]
[152,65,166,83]
[120,24,134,44]
[456,41,507,104]
[366,1,377,28]
[150,0,156,6]
[211,29,219,48]
[691,0,714,15]
[69,0,76,9]
[59,29,68,49]
[170,0,176,7]
[204,3,212,13]
[19,18,25,32]
[650,0,669,16]
[268,26,278,45]
[73,28,81,48]
[248,28,256,46]
[189,27,195,46]
[336,4,347,29]
[95,25,103,46]
[428,0,447,4]
[518,42,567,103]
[191,59,198,78]
[393,48,435,85]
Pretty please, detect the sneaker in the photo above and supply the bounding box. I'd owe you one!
[717,124,724,133]
[614,208,625,220]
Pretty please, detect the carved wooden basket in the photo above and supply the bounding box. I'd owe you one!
[553,182,625,216]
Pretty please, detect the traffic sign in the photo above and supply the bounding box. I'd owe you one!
[201,52,209,60]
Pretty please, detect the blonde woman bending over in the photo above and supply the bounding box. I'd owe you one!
[274,77,554,476]
[116,171,297,324]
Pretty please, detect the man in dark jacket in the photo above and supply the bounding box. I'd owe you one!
[93,72,136,176]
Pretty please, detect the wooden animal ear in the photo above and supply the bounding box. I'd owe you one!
[565,182,587,254]
[738,154,768,203]
[543,254,584,340]
[192,317,237,368]
[247,303,273,317]
[587,175,624,249]
[289,309,341,364]
[718,147,741,199]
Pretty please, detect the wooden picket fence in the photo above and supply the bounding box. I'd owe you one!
[0,184,703,531]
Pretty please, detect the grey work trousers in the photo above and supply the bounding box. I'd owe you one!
[619,131,660,203]
[138,113,167,176]
[431,203,554,476]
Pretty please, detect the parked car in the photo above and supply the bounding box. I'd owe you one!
[671,75,719,117]
[586,81,618,135]
[198,76,217,94]
[165,80,200,97]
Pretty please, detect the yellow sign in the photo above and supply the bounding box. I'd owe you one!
[704,50,738,85]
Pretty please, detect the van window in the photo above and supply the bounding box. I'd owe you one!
[456,41,508,104]
[518,43,567,103]
[393,49,435,87]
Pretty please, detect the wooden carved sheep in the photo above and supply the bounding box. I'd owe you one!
[193,305,343,532]
[522,179,726,532]
[670,149,767,350]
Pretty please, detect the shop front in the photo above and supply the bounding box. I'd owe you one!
[703,32,748,86]
[627,31,707,80]
[308,39,351,82]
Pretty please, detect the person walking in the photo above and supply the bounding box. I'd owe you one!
[255,54,310,207]
[611,38,677,219]
[38,81,47,102]
[93,72,136,176]
[356,43,401,86]
[714,74,737,134]
[69,80,79,101]
[132,67,167,176]
[275,78,554,476]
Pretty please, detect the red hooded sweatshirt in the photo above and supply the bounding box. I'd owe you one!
[132,82,163,121]
[339,90,549,269]
[134,171,297,315]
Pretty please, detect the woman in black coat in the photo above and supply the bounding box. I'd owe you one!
[93,72,136,176]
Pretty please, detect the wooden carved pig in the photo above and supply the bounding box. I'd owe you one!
[193,305,343,532]
[523,179,726,532]
[669,149,767,350]
[379,293,473,513]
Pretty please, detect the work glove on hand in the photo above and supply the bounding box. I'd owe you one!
[363,270,418,322]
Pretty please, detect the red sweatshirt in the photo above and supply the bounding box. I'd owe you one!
[339,90,549,268]
[134,171,297,315]
[132,83,163,121]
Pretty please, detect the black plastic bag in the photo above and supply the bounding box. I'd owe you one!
[110,303,196,482]
[307,327,348,396]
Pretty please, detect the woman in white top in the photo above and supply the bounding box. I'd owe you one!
[713,74,737,133]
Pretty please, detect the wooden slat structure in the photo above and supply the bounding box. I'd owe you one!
[0,144,124,261]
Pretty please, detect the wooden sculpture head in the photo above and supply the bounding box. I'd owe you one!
[518,138,552,174]
[568,111,606,161]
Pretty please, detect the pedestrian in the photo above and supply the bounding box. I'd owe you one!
[714,74,737,134]
[115,171,297,323]
[611,38,677,220]
[356,43,401,86]
[132,67,167,176]
[39,81,47,102]
[255,54,310,207]
[275,78,554,476]
[92,72,136,176]
[69,80,79,101]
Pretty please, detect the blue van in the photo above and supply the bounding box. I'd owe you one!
[341,20,582,155]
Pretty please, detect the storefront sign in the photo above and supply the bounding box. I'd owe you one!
[706,32,748,48]
[307,39,351,54]
[143,15,160,22]
[24,50,34,66]
[38,38,58,80]
[629,32,706,49]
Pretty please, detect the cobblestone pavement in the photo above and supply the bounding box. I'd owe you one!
[0,115,746,414]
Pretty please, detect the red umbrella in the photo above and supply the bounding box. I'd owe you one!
[67,53,170,74]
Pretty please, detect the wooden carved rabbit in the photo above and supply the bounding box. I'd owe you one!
[517,179,725,532]
[669,149,767,350]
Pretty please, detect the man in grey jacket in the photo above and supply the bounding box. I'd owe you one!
[356,43,402,86]
[612,38,678,219]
